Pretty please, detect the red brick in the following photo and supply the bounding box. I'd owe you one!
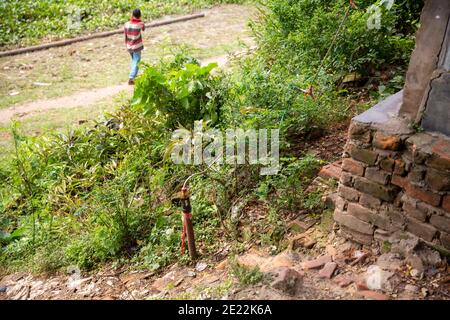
[356,278,369,291]
[440,232,450,249]
[405,184,441,207]
[339,171,353,187]
[359,193,382,210]
[443,195,450,212]
[334,209,374,235]
[347,202,375,223]
[339,226,373,245]
[428,138,450,171]
[301,255,332,270]
[348,145,378,166]
[353,176,399,202]
[393,159,406,175]
[349,122,372,143]
[373,132,402,151]
[318,262,338,279]
[342,158,365,176]
[392,176,441,207]
[319,161,342,180]
[365,167,390,185]
[380,158,395,172]
[338,185,359,202]
[333,275,354,288]
[426,168,450,192]
[406,217,437,242]
[392,175,408,188]
[402,196,427,222]
[430,215,450,234]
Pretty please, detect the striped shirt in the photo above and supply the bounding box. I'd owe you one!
[124,18,145,52]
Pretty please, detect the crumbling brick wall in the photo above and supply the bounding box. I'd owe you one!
[334,120,450,250]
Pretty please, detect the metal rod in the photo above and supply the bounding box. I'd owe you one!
[181,187,197,259]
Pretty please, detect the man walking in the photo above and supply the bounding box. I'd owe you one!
[124,9,145,85]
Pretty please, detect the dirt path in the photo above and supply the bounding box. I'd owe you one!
[0,84,131,124]
[0,5,255,110]
[0,54,231,124]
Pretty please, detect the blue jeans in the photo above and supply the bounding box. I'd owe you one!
[129,51,141,80]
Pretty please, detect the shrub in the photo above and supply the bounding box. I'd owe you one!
[132,54,225,130]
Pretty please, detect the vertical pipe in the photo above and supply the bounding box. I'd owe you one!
[181,187,197,259]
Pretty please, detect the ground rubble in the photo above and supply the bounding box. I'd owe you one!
[1,163,448,300]
[1,222,448,300]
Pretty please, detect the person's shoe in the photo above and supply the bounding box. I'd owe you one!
[128,79,135,85]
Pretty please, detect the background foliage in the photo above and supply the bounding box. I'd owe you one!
[0,0,424,273]
[0,0,247,47]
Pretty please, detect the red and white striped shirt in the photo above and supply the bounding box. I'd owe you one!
[124,18,145,52]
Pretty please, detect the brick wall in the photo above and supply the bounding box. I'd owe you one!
[334,121,450,249]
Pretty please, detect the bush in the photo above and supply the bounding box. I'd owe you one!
[255,0,421,80]
[0,0,424,274]
[132,54,224,129]
[224,0,423,139]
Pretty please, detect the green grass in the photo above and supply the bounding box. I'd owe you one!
[0,0,248,48]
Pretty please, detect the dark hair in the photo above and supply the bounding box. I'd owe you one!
[132,8,141,19]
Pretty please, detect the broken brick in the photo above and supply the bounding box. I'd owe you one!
[301,255,332,270]
[380,158,395,172]
[359,193,382,210]
[373,132,402,151]
[339,171,353,187]
[338,185,359,202]
[318,262,338,279]
[349,122,372,143]
[270,267,303,296]
[393,159,406,175]
[333,275,354,288]
[365,167,390,185]
[406,216,437,242]
[392,176,441,206]
[429,215,450,234]
[358,290,390,300]
[443,195,450,212]
[334,209,374,235]
[342,158,365,176]
[425,168,450,192]
[348,145,378,165]
[319,162,342,180]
